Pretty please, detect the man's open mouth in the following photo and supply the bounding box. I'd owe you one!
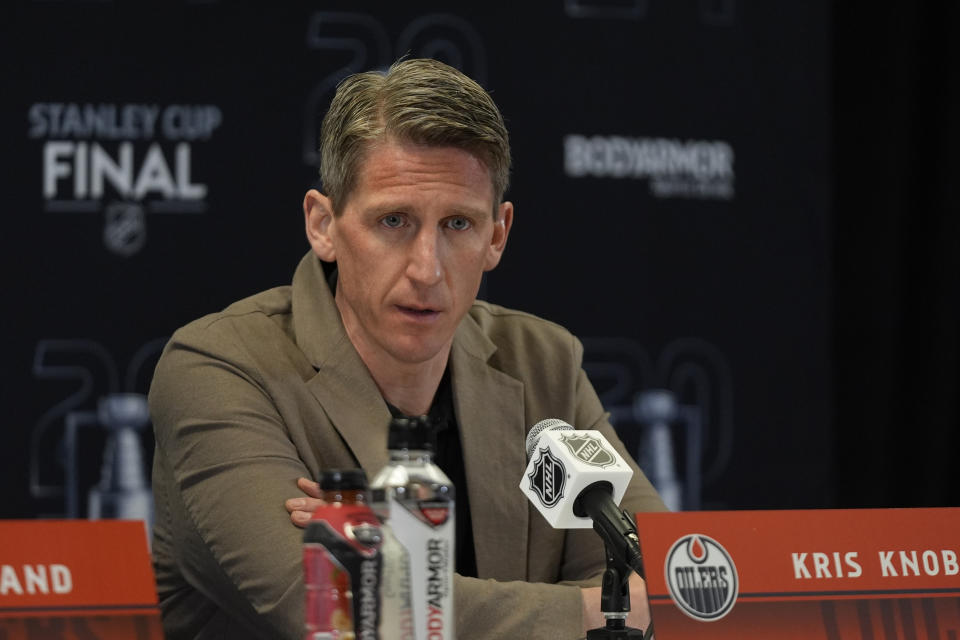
[397,305,439,316]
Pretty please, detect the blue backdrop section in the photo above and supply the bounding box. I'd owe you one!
[2,1,832,518]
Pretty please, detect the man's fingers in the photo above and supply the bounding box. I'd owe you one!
[289,509,313,528]
[285,497,324,529]
[297,476,322,498]
[285,478,326,528]
[284,496,324,514]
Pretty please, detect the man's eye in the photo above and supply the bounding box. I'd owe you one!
[380,214,405,228]
[446,217,471,231]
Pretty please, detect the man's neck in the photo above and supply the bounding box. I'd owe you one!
[327,267,451,415]
[360,347,449,416]
[334,302,450,416]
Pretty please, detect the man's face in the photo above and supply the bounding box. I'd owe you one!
[304,139,513,369]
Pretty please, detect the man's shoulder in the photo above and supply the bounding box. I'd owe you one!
[462,301,586,402]
[467,299,580,362]
[469,300,572,337]
[176,286,292,333]
[152,284,312,400]
[166,286,295,358]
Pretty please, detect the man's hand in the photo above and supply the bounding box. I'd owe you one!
[580,573,652,635]
[284,477,324,527]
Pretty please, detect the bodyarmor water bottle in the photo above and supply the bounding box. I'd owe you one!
[370,417,455,640]
[303,470,384,640]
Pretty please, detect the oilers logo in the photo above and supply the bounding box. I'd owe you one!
[528,449,566,508]
[665,534,738,621]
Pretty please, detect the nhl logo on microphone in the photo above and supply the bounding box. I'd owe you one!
[528,449,566,508]
[559,433,616,468]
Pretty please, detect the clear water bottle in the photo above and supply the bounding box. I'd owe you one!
[303,469,383,640]
[370,417,455,640]
[378,518,414,639]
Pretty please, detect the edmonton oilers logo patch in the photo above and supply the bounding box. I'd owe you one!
[665,534,738,621]
[528,448,566,508]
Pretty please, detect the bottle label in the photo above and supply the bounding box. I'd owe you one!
[380,524,415,640]
[413,499,451,527]
[304,507,384,639]
[388,495,454,640]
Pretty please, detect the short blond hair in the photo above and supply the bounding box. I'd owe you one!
[319,58,511,215]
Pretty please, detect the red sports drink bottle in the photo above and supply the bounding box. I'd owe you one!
[303,469,384,640]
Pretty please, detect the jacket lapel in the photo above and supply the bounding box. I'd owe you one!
[305,342,392,475]
[292,253,391,475]
[450,314,529,582]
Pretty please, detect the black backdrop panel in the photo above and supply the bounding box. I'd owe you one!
[2,2,832,518]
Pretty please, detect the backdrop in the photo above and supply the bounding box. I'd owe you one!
[3,1,847,520]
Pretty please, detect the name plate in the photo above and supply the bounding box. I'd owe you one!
[0,520,162,639]
[635,508,960,639]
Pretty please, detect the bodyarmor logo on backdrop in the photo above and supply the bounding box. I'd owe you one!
[28,103,223,256]
[564,134,735,201]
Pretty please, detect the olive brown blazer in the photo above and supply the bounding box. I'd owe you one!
[150,252,666,640]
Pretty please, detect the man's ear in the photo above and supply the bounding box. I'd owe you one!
[303,189,337,261]
[484,201,514,271]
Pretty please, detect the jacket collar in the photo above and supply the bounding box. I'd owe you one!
[449,313,529,581]
[291,253,529,580]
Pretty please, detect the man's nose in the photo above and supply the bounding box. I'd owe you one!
[406,228,443,286]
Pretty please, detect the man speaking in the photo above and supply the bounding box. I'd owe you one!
[149,58,666,639]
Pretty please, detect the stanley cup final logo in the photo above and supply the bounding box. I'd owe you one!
[528,449,566,508]
[559,433,616,468]
[28,102,222,256]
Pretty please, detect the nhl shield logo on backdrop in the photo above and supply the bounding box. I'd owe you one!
[528,448,566,508]
[665,534,739,621]
[559,433,616,468]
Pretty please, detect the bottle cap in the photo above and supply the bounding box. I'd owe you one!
[387,416,436,452]
[319,469,368,491]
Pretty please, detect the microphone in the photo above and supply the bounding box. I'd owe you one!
[520,419,644,574]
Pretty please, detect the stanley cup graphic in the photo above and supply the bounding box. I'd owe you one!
[87,394,154,532]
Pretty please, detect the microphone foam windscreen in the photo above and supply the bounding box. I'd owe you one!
[525,418,574,459]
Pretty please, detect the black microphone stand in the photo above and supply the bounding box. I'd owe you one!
[585,540,647,639]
